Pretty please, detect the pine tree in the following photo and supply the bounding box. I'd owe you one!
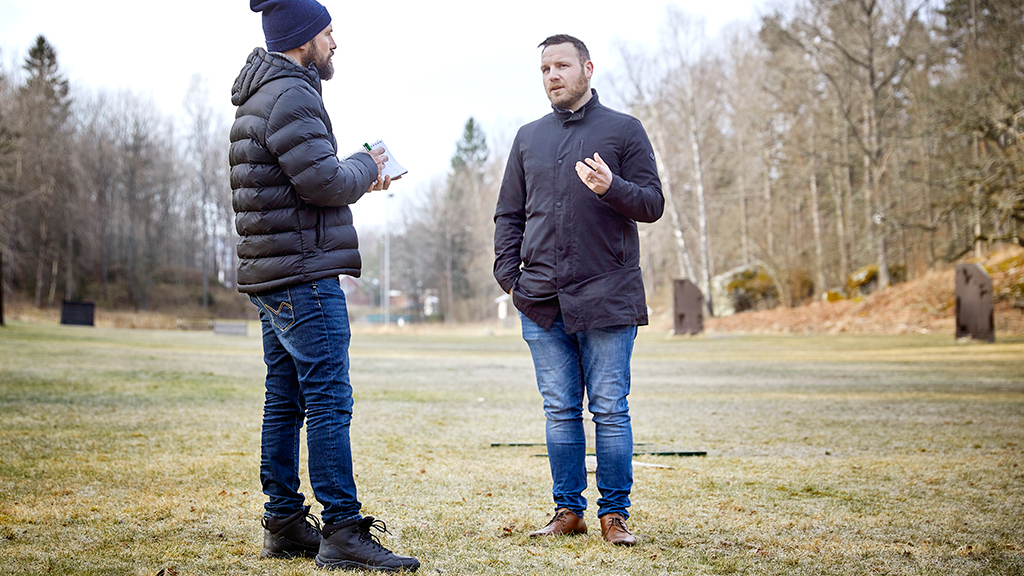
[434,118,490,322]
[15,35,75,306]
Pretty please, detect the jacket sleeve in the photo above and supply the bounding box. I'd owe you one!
[493,139,526,293]
[599,117,664,223]
[265,85,378,207]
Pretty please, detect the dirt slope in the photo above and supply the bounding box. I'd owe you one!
[693,248,1024,336]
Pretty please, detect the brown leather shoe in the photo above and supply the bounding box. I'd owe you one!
[528,508,587,537]
[600,513,636,546]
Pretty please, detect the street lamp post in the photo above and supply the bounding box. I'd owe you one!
[383,191,392,326]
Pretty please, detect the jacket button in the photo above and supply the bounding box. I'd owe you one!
[555,202,562,208]
[557,159,563,165]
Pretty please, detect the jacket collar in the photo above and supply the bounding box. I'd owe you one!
[552,89,599,124]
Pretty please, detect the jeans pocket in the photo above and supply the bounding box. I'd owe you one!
[253,289,296,332]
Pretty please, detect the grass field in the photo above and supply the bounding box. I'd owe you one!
[0,321,1022,575]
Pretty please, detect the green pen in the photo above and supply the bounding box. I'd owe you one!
[363,143,372,152]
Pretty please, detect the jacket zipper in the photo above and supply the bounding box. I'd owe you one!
[315,209,322,248]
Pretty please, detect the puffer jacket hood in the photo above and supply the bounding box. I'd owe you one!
[229,47,379,294]
[231,47,319,108]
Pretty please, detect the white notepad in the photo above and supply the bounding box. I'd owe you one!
[347,139,408,179]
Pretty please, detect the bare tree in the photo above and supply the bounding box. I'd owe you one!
[184,74,228,308]
[613,42,697,282]
[788,0,925,288]
[937,0,1024,253]
[74,90,121,300]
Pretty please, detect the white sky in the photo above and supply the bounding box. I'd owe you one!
[0,0,765,232]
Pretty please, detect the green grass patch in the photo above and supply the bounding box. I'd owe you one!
[0,323,1021,575]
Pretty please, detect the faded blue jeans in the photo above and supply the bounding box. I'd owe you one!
[520,312,636,519]
[249,278,361,525]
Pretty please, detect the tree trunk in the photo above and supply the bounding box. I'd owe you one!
[47,255,58,306]
[867,99,890,290]
[34,218,48,308]
[650,127,696,280]
[99,189,109,301]
[809,137,826,295]
[894,132,911,278]
[738,135,751,266]
[200,175,211,311]
[972,132,985,259]
[761,144,775,262]
[444,238,455,325]
[862,103,876,267]
[843,118,855,273]
[689,110,713,316]
[831,105,850,281]
[829,166,849,282]
[64,215,74,302]
[0,251,5,326]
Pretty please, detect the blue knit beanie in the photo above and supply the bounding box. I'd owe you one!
[250,0,332,53]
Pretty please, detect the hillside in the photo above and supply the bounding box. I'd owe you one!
[659,247,1024,337]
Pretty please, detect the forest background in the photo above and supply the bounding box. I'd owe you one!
[0,0,1021,328]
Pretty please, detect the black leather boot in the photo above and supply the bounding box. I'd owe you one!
[315,516,419,572]
[260,505,322,559]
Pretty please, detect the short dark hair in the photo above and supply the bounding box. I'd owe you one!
[538,34,590,66]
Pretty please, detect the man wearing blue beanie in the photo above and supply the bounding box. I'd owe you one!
[230,1,419,572]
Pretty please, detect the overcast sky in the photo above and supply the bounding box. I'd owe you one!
[0,0,765,231]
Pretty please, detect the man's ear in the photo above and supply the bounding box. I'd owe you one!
[282,41,310,66]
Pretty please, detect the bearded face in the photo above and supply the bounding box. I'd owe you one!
[305,37,334,80]
[540,43,592,111]
[546,65,589,109]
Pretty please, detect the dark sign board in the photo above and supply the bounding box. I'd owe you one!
[955,264,994,342]
[60,301,95,327]
[673,279,704,335]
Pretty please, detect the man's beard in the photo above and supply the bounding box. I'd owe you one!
[305,42,334,80]
[547,71,589,109]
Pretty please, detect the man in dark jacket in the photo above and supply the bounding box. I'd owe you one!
[230,1,418,571]
[493,34,664,547]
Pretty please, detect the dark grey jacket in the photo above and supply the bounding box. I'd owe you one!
[494,91,664,334]
[229,47,378,294]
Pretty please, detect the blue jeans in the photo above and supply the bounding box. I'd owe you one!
[520,312,636,519]
[249,278,361,525]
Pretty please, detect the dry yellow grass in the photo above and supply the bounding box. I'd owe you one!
[0,322,1021,575]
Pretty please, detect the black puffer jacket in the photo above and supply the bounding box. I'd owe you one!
[229,47,378,294]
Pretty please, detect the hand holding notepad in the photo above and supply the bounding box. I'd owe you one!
[348,139,407,180]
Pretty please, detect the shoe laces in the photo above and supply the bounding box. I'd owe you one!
[261,506,323,537]
[547,509,572,527]
[356,516,391,549]
[606,515,628,531]
[301,508,323,538]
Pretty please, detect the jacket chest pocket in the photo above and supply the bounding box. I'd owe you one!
[522,148,555,194]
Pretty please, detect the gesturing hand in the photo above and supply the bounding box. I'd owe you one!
[575,151,612,196]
